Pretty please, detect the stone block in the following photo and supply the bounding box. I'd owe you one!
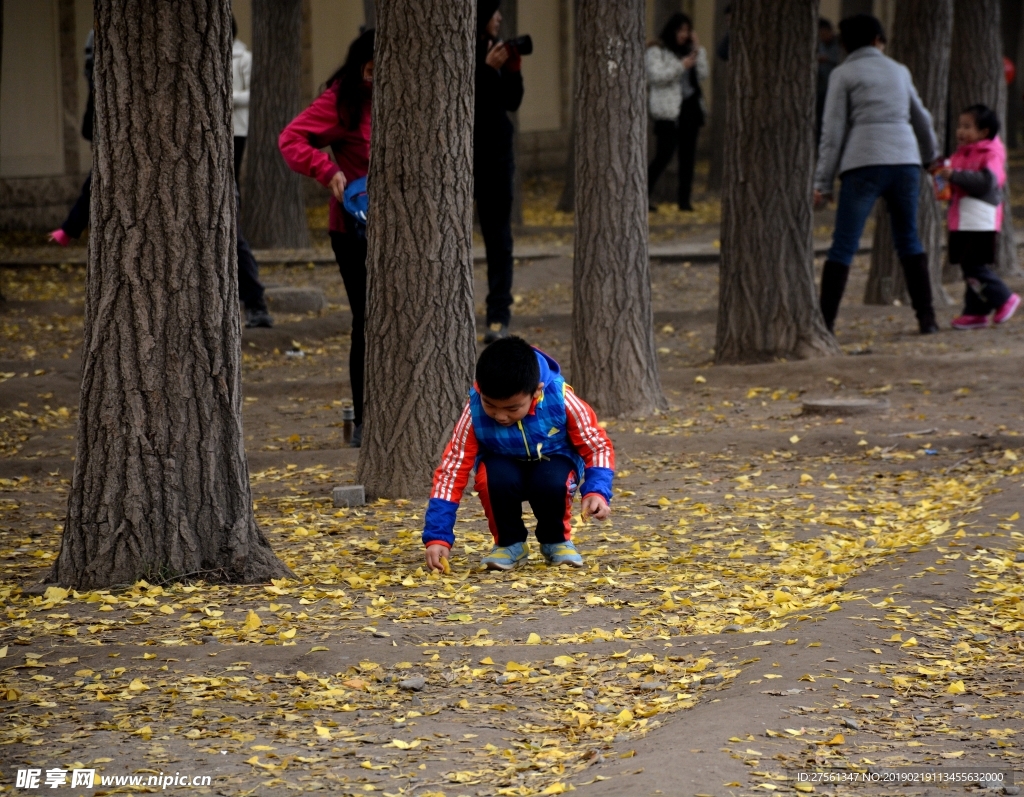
[264,286,327,314]
[333,485,365,508]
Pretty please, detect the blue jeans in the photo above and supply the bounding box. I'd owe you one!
[827,164,924,266]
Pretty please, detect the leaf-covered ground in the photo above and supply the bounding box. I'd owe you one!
[2,234,1024,796]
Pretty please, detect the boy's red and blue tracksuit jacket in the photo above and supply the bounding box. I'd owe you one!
[423,349,615,549]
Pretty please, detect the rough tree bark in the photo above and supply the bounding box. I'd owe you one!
[241,0,310,249]
[571,0,665,416]
[52,0,292,589]
[715,0,840,363]
[706,0,731,193]
[950,0,1020,275]
[865,0,954,307]
[357,0,477,497]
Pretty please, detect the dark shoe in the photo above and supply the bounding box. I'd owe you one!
[819,260,850,333]
[899,252,936,332]
[483,322,508,344]
[245,307,274,328]
[350,423,362,448]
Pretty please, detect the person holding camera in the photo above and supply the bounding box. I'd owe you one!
[476,0,525,343]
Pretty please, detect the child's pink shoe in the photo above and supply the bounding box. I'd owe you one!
[993,293,1021,325]
[951,314,989,330]
[47,229,70,247]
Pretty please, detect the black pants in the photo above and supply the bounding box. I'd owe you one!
[475,158,515,327]
[237,232,265,311]
[330,231,367,426]
[61,172,92,239]
[234,136,246,185]
[949,231,1012,315]
[475,454,577,547]
[648,101,702,209]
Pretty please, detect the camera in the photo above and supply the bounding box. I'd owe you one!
[506,34,533,57]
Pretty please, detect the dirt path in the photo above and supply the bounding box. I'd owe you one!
[1,256,1023,796]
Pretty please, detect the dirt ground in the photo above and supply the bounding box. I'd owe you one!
[1,216,1024,797]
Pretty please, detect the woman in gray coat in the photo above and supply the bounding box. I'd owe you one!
[813,14,939,334]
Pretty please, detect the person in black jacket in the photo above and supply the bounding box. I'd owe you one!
[475,0,524,343]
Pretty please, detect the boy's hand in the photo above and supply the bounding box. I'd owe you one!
[425,544,450,573]
[581,494,610,521]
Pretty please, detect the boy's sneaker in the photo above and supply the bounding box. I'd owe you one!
[540,541,584,568]
[481,542,528,571]
[951,314,989,330]
[994,293,1021,324]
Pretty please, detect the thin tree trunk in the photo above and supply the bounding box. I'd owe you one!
[363,0,376,30]
[840,0,873,18]
[654,0,680,32]
[52,0,291,590]
[572,0,665,416]
[241,0,310,249]
[499,0,523,227]
[57,0,80,176]
[555,0,575,213]
[950,0,1020,275]
[705,0,731,193]
[358,0,476,498]
[865,0,954,307]
[1002,0,1022,148]
[716,0,840,363]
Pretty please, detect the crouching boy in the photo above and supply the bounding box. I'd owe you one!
[423,337,615,572]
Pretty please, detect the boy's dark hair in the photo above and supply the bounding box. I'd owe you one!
[839,13,884,52]
[962,104,1000,139]
[476,336,540,400]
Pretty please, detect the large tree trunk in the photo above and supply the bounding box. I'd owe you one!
[950,0,1020,275]
[52,0,292,589]
[357,0,476,498]
[705,0,731,193]
[363,0,376,30]
[715,0,840,363]
[241,0,310,249]
[864,0,954,307]
[555,0,575,213]
[571,0,665,416]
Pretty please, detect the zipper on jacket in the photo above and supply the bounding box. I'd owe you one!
[517,421,531,458]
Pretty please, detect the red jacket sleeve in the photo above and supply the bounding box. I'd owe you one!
[430,402,478,504]
[278,89,342,188]
[563,386,615,472]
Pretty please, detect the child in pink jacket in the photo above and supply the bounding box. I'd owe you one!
[935,104,1020,329]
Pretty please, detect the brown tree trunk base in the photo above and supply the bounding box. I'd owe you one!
[571,0,665,417]
[54,0,292,591]
[357,0,477,499]
[715,0,840,365]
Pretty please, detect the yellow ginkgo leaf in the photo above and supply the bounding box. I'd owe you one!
[242,610,261,632]
[526,633,542,645]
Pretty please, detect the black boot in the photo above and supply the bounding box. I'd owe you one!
[819,260,850,333]
[900,252,938,334]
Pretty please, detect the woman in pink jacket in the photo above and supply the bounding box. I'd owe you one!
[279,30,373,446]
[935,104,1020,330]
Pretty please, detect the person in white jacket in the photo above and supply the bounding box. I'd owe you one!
[232,17,252,183]
[646,13,708,211]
